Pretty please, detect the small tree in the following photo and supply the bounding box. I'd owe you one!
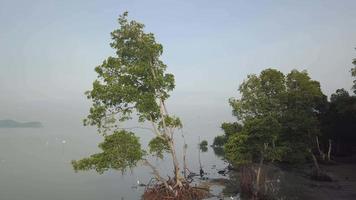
[282,70,326,164]
[199,140,208,148]
[227,69,287,159]
[72,12,187,191]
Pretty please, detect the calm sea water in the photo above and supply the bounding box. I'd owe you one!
[0,126,227,200]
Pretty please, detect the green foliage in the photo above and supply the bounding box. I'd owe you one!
[221,122,243,138]
[224,68,326,165]
[213,122,242,147]
[148,136,170,159]
[199,140,208,152]
[225,115,284,165]
[158,115,182,130]
[225,134,251,164]
[225,69,287,164]
[74,12,181,177]
[199,140,208,147]
[352,52,356,94]
[212,135,227,147]
[330,88,350,102]
[320,89,356,155]
[229,69,286,121]
[281,70,326,162]
[72,131,144,174]
[212,146,225,158]
[83,12,176,134]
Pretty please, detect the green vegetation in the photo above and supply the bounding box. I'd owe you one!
[220,69,325,164]
[199,140,208,152]
[320,89,356,157]
[72,131,144,173]
[213,53,356,197]
[215,68,338,198]
[72,12,210,200]
[72,12,190,191]
[199,140,208,147]
[71,12,356,199]
[212,135,226,147]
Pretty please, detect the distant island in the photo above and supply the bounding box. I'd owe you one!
[0,119,43,128]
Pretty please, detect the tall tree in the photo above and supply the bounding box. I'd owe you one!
[321,89,356,156]
[229,69,286,122]
[281,70,326,163]
[223,68,327,197]
[225,69,288,196]
[72,12,185,188]
[227,68,287,160]
[224,69,326,164]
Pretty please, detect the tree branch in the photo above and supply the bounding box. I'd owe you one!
[143,159,170,189]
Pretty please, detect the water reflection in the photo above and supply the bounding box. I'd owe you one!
[212,147,225,159]
[200,145,208,153]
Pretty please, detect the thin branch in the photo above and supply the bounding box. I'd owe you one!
[114,126,153,132]
[182,131,188,179]
[149,116,165,139]
[143,159,170,189]
[159,100,171,137]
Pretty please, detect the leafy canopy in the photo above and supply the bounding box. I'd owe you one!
[84,11,175,134]
[199,140,208,152]
[321,89,356,146]
[148,136,170,159]
[72,131,144,173]
[73,12,179,174]
[224,69,326,165]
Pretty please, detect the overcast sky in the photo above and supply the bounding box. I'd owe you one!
[0,0,356,133]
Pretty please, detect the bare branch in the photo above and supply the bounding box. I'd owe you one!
[143,159,170,189]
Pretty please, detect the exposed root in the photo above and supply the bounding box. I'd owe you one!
[143,180,209,200]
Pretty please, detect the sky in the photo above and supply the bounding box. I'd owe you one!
[0,0,356,136]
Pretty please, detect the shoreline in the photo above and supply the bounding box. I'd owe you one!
[204,160,356,199]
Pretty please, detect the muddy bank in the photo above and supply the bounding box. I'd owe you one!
[292,163,356,200]
[204,162,356,199]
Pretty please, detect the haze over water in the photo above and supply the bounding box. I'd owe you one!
[0,126,226,200]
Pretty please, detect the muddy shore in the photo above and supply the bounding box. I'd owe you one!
[204,161,356,199]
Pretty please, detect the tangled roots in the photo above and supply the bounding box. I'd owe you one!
[143,180,209,200]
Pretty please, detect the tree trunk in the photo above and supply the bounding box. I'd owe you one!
[316,136,325,160]
[327,139,332,161]
[143,159,170,189]
[151,61,183,187]
[159,100,183,187]
[256,151,264,194]
[310,151,321,173]
[240,164,254,197]
[169,140,182,186]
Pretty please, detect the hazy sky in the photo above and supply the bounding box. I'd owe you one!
[1,0,356,133]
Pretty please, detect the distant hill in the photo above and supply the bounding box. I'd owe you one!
[0,119,43,128]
